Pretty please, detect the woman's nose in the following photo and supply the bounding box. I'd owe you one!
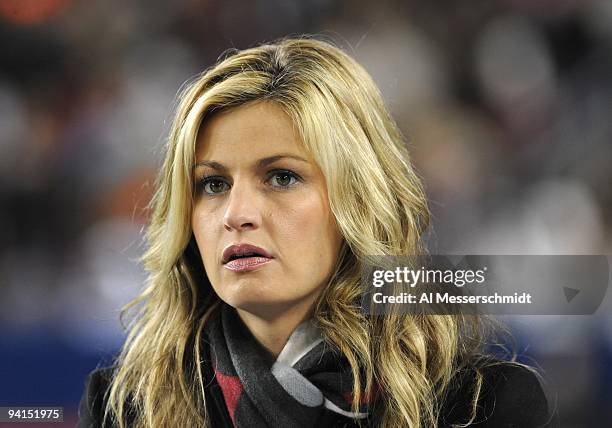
[222,180,261,232]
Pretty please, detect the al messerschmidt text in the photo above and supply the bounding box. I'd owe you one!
[372,292,532,304]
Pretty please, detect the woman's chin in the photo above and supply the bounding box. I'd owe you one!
[221,295,308,320]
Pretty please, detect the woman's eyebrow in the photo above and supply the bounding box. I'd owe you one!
[194,154,309,170]
[193,160,227,172]
[256,154,309,168]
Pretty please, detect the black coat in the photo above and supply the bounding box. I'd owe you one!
[78,360,556,427]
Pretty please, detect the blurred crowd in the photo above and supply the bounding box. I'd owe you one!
[1,0,611,425]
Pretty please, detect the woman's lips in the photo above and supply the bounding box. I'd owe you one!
[223,256,272,272]
[222,243,273,264]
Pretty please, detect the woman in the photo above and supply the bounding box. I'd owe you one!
[79,38,552,427]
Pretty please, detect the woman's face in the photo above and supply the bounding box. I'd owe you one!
[192,101,343,319]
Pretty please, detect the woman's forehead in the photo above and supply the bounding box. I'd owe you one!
[194,101,311,163]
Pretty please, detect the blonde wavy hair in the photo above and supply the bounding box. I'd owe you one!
[104,37,501,428]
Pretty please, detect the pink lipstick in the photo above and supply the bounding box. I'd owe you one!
[224,256,272,272]
[222,243,274,272]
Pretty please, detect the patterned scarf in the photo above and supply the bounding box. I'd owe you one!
[201,303,373,427]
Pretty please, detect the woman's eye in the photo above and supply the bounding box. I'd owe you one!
[200,178,230,195]
[269,171,299,188]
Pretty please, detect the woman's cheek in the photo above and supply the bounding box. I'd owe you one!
[192,210,218,271]
[295,198,332,259]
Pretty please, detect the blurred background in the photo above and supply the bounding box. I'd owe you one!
[0,0,611,426]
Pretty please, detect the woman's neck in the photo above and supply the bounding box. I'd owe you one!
[236,301,316,361]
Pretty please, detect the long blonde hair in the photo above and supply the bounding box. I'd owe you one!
[105,37,497,428]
